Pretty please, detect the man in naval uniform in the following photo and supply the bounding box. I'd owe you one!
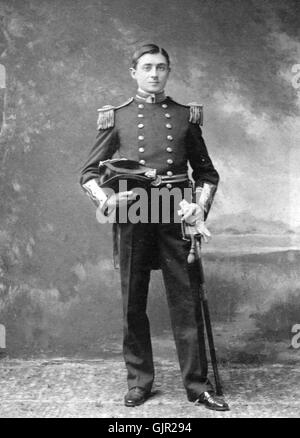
[80,44,229,411]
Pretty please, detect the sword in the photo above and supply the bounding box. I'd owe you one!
[181,214,224,396]
[188,234,223,396]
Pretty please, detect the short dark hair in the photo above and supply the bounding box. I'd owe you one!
[131,44,170,69]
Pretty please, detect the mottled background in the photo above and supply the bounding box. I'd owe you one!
[0,0,299,362]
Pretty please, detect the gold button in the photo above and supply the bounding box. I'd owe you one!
[166,147,173,153]
[162,104,168,109]
[139,159,146,165]
[166,183,172,189]
[167,171,173,176]
[165,113,171,118]
[138,114,144,118]
[138,147,145,153]
[167,159,173,165]
[167,135,173,141]
[138,123,144,128]
[138,135,144,140]
[138,104,144,109]
[201,158,205,162]
[166,123,172,129]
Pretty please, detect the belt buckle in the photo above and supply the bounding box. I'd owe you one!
[144,169,162,187]
[150,175,162,187]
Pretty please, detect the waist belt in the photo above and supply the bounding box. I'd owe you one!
[153,173,189,186]
[99,158,190,190]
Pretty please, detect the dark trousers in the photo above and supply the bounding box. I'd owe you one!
[119,221,213,401]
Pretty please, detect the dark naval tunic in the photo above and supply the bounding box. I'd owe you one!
[80,92,219,400]
[80,95,219,190]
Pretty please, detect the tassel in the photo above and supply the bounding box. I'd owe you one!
[97,105,115,130]
[188,103,203,126]
[187,235,196,264]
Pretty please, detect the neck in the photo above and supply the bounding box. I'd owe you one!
[136,88,166,103]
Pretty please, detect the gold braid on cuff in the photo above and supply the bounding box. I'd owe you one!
[195,182,217,214]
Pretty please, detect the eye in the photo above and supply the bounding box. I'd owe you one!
[158,66,167,72]
[142,65,152,71]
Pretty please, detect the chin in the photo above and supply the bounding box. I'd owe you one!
[146,86,162,94]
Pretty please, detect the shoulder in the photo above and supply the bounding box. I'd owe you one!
[167,97,203,126]
[97,97,134,130]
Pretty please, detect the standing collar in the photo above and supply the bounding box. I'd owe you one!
[135,88,166,104]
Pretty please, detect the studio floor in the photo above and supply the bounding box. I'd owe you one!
[0,355,299,418]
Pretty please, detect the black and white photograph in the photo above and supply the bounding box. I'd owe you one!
[0,0,299,421]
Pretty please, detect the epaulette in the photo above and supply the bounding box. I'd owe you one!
[168,97,203,126]
[97,97,134,130]
[187,102,203,126]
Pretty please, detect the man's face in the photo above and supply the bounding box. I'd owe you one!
[130,53,170,94]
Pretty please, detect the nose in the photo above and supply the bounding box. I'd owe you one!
[150,66,158,77]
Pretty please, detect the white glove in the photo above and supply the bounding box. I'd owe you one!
[83,179,138,222]
[96,190,137,223]
[105,191,138,211]
[178,199,211,243]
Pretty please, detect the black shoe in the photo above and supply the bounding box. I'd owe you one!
[124,387,150,407]
[195,391,230,411]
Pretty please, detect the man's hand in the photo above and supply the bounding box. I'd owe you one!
[83,179,137,212]
[96,190,138,223]
[178,199,211,242]
[105,191,138,211]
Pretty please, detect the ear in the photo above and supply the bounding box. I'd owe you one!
[130,67,136,80]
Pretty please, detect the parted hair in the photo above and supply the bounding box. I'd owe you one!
[131,44,170,69]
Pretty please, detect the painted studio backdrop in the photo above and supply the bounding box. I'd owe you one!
[0,0,299,361]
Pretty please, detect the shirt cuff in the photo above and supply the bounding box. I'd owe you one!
[82,179,108,209]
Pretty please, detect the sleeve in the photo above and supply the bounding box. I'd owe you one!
[79,126,119,186]
[186,123,219,219]
[186,123,219,188]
